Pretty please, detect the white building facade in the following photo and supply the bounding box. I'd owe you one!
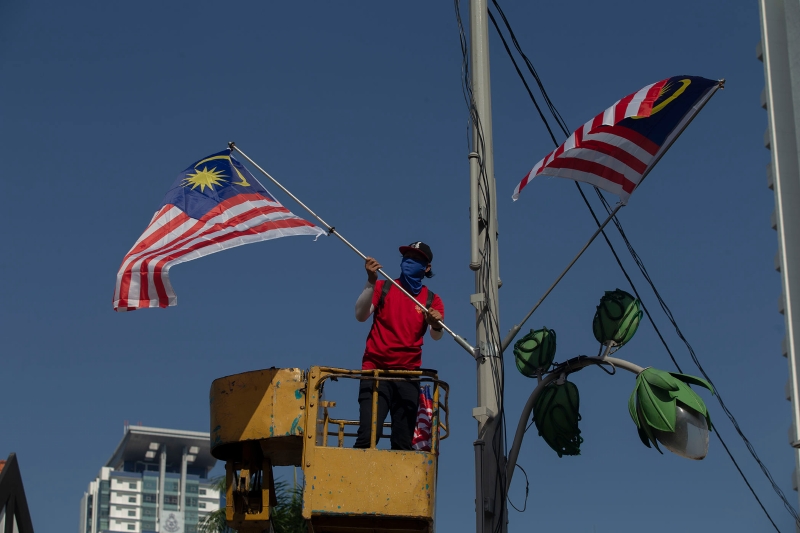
[758,0,800,515]
[79,425,221,533]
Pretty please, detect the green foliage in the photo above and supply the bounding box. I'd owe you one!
[628,367,714,452]
[198,476,305,533]
[533,380,582,457]
[198,506,233,533]
[513,327,557,377]
[199,476,231,533]
[592,289,642,348]
[270,481,305,533]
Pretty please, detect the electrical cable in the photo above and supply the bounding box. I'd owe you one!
[594,188,800,528]
[572,184,684,373]
[714,425,783,533]
[574,184,786,531]
[487,10,557,147]
[489,0,571,137]
[488,0,795,529]
[572,176,791,532]
[454,3,508,532]
[508,464,529,513]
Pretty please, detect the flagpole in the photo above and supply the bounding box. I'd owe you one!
[499,79,725,353]
[228,142,477,358]
[500,203,623,353]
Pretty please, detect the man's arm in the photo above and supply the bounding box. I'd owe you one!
[355,257,382,322]
[355,281,375,322]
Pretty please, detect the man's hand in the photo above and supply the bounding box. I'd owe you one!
[365,257,382,283]
[426,308,443,330]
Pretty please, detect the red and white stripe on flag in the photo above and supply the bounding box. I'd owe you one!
[113,193,325,311]
[512,79,670,204]
[412,385,435,452]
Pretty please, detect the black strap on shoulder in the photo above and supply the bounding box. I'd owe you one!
[378,283,437,333]
[380,283,435,310]
[420,288,437,336]
[377,280,392,310]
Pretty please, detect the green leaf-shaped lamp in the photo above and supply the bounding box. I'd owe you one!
[628,368,714,459]
[593,289,643,348]
[514,327,557,377]
[534,379,582,457]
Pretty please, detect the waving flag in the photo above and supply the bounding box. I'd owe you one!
[113,149,325,311]
[513,76,721,204]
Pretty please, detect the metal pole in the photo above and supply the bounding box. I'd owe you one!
[229,142,476,358]
[473,440,486,533]
[469,151,481,271]
[500,204,624,353]
[468,1,506,531]
[505,356,645,491]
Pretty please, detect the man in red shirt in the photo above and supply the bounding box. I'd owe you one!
[353,241,444,450]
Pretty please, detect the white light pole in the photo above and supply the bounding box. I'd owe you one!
[467,1,506,532]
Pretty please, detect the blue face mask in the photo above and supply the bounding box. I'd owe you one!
[399,256,428,295]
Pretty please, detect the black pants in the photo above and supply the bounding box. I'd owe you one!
[354,379,419,450]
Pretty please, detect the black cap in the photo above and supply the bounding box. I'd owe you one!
[399,241,433,262]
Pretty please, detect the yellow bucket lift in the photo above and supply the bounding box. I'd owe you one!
[209,366,449,533]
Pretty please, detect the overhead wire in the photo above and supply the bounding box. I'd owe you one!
[594,188,800,527]
[573,184,783,533]
[487,10,557,146]
[488,0,571,137]
[487,0,794,530]
[507,464,529,513]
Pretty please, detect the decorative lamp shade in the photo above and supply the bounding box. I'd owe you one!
[592,289,643,347]
[514,328,557,377]
[533,380,582,457]
[650,404,709,460]
[629,367,714,459]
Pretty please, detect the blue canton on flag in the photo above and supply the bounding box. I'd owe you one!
[513,76,721,203]
[113,149,325,311]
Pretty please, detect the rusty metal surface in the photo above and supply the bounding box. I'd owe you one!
[224,456,274,530]
[207,365,448,532]
[302,367,438,528]
[210,367,306,464]
[304,448,437,518]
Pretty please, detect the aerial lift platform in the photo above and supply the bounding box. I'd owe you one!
[209,366,450,533]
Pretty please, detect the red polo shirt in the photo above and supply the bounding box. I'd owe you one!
[362,280,445,370]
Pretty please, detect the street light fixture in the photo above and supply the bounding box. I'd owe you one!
[505,289,715,490]
[629,367,713,459]
[593,289,643,350]
[513,327,557,378]
[649,404,710,460]
[533,377,582,457]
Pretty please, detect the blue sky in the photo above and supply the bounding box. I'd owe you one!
[0,1,789,532]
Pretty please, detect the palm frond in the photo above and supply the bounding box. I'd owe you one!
[197,475,306,533]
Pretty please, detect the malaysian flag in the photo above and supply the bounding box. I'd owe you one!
[412,385,435,452]
[113,149,325,311]
[513,76,721,204]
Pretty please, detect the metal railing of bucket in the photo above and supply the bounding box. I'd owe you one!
[313,367,450,453]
